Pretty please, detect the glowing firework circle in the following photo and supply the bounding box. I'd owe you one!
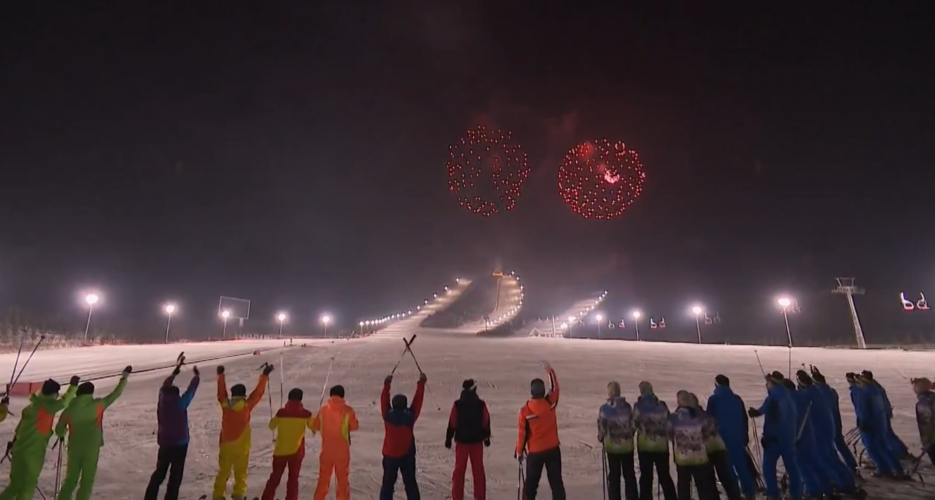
[557,139,646,220]
[446,125,529,217]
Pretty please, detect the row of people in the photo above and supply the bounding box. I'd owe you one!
[3,359,933,500]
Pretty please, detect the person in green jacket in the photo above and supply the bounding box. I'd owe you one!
[54,366,132,500]
[0,375,79,500]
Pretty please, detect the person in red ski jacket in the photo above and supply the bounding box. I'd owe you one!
[446,379,491,500]
[380,372,426,500]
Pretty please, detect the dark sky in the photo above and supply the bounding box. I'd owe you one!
[1,3,933,340]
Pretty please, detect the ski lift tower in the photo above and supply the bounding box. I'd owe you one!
[832,277,867,349]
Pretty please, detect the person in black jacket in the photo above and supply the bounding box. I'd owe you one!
[446,379,491,500]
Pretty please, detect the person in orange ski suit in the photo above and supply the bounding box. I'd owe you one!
[212,364,271,500]
[310,385,359,500]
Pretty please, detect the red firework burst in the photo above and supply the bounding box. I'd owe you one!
[446,125,529,217]
[558,139,646,220]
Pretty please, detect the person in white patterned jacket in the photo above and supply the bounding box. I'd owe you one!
[598,381,639,500]
[632,381,677,500]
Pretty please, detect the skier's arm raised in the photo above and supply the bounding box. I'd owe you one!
[179,367,200,409]
[381,376,392,418]
[101,366,131,410]
[49,376,80,413]
[541,362,559,407]
[216,366,228,404]
[247,365,273,411]
[410,373,426,422]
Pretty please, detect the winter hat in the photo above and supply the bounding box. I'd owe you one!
[164,386,181,397]
[330,385,345,398]
[781,379,796,391]
[796,370,813,387]
[530,378,546,398]
[288,388,303,401]
[638,381,653,395]
[714,374,730,387]
[230,384,247,397]
[41,379,61,396]
[392,394,408,410]
[76,382,95,396]
[861,370,874,380]
[462,379,477,391]
[811,368,826,384]
[607,381,621,399]
[770,371,785,381]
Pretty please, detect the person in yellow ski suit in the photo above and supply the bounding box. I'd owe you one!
[311,384,359,500]
[212,364,271,500]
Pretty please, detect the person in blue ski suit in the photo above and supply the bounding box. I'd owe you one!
[748,371,802,500]
[794,370,858,495]
[861,370,908,459]
[809,366,859,472]
[912,377,935,466]
[783,378,834,497]
[848,372,903,477]
[706,375,755,499]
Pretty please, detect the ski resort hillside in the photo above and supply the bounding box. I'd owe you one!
[1,334,933,499]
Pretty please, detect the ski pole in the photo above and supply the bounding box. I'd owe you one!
[5,336,25,396]
[403,337,441,410]
[53,439,64,497]
[10,335,46,389]
[601,450,608,500]
[318,357,335,408]
[390,334,417,376]
[753,350,766,378]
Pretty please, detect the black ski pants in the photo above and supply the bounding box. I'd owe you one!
[381,455,420,500]
[524,446,566,500]
[606,451,640,500]
[144,444,188,500]
[637,451,678,500]
[708,450,741,500]
[676,463,719,500]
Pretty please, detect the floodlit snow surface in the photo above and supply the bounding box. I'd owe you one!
[1,333,934,499]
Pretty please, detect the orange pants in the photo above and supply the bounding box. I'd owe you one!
[313,453,350,500]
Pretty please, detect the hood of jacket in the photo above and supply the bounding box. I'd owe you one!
[713,385,734,398]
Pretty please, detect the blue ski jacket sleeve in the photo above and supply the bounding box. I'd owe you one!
[850,385,872,428]
[179,376,200,409]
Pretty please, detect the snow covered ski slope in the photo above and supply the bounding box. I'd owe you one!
[1,336,933,499]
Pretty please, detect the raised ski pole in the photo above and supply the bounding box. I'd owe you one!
[10,335,46,389]
[389,334,417,376]
[5,335,25,396]
[318,357,335,408]
[403,336,440,410]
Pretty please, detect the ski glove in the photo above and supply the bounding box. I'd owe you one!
[193,366,200,377]
[445,438,452,450]
[385,375,393,384]
[1,397,8,405]
[747,407,762,418]
[262,364,275,376]
[70,376,80,386]
[172,367,181,376]
[419,372,428,382]
[121,366,132,378]
[217,366,225,375]
[484,437,491,447]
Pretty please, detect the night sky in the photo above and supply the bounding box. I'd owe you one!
[1,3,933,341]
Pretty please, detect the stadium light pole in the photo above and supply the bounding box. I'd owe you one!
[778,297,794,376]
[691,305,703,344]
[84,293,99,342]
[277,312,287,338]
[595,314,604,340]
[164,303,176,343]
[321,314,331,338]
[221,310,230,339]
[632,310,642,341]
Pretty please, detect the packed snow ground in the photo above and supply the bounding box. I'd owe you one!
[1,333,934,499]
